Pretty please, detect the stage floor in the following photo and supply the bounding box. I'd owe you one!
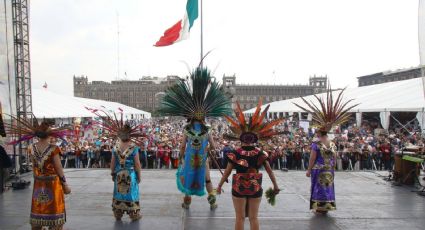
[1,169,424,230]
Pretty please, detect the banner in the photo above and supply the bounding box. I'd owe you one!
[0,0,16,117]
[0,1,17,155]
[299,120,310,132]
[420,0,425,65]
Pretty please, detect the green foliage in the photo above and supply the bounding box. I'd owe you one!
[265,187,278,206]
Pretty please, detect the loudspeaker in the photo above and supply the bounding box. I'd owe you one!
[0,102,5,137]
[11,180,30,190]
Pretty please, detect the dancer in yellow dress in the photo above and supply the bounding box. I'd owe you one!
[5,117,71,230]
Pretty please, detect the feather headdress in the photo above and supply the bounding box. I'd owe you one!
[88,108,145,143]
[158,67,232,121]
[4,115,70,145]
[293,85,358,134]
[224,99,284,144]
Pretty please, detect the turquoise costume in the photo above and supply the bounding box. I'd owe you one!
[176,123,209,196]
[112,146,141,217]
[158,66,232,209]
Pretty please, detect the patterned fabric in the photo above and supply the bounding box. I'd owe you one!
[232,173,263,198]
[176,123,209,196]
[310,142,337,211]
[30,144,66,226]
[226,146,268,198]
[226,147,268,173]
[112,146,140,214]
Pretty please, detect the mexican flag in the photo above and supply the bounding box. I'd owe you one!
[154,0,199,47]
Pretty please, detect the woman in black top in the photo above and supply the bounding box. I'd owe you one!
[217,100,281,230]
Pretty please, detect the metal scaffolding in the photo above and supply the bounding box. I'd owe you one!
[12,0,32,119]
[12,0,32,173]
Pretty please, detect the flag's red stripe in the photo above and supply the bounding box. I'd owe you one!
[154,20,183,47]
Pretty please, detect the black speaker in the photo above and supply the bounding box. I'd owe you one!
[11,180,31,190]
[0,104,5,137]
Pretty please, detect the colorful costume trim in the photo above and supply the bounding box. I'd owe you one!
[112,146,141,215]
[227,153,248,167]
[309,142,337,211]
[176,124,209,196]
[293,84,357,212]
[29,145,66,226]
[227,147,268,198]
[232,173,263,198]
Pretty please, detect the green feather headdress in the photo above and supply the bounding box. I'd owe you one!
[158,67,232,121]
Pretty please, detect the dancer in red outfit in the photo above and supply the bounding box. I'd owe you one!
[216,99,282,230]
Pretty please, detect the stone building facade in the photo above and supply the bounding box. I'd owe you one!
[74,74,327,113]
[73,75,179,113]
[222,75,328,110]
[358,66,424,87]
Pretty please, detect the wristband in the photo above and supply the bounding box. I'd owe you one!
[59,176,67,184]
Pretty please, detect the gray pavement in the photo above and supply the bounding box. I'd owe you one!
[0,169,424,230]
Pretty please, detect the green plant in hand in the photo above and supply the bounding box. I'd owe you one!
[265,187,278,206]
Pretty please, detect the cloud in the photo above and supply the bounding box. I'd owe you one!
[30,0,419,95]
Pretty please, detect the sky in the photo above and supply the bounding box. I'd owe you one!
[30,0,421,95]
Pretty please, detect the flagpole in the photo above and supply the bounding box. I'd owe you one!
[116,11,120,80]
[200,0,204,68]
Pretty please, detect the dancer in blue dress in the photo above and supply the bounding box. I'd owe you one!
[111,139,141,221]
[176,122,210,196]
[89,109,144,221]
[159,66,232,209]
[294,86,358,214]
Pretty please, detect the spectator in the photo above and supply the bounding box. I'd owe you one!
[302,145,310,170]
[0,139,12,193]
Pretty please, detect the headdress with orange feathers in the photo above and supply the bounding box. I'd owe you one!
[293,85,358,135]
[224,99,284,144]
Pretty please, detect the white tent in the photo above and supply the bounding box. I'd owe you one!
[245,77,425,114]
[32,89,151,119]
[245,77,425,130]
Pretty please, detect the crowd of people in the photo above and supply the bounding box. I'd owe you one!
[2,66,424,230]
[55,117,424,172]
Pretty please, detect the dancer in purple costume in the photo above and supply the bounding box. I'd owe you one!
[294,85,358,214]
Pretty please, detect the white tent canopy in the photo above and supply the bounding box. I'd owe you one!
[32,89,151,119]
[245,77,425,114]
